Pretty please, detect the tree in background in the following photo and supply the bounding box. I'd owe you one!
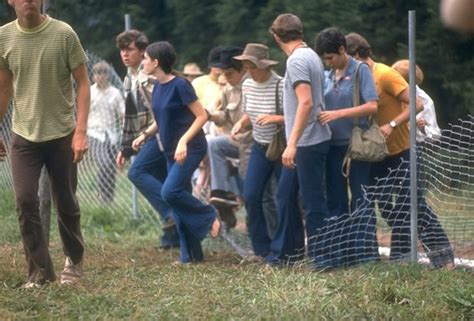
[0,0,472,125]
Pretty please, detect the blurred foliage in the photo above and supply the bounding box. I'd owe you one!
[1,0,473,126]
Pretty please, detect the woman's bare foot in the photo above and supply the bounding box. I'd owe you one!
[210,217,221,239]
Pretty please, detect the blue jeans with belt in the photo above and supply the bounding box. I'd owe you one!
[127,136,179,248]
[243,142,282,257]
[162,145,217,263]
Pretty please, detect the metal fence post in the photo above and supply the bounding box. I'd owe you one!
[409,10,419,263]
[125,14,132,31]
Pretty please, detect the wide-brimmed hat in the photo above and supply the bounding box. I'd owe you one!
[233,43,278,69]
[182,62,203,76]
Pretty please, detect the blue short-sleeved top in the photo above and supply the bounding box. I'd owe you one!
[151,76,206,158]
[323,57,378,146]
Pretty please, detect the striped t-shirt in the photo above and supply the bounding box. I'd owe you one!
[242,72,283,144]
[0,16,87,142]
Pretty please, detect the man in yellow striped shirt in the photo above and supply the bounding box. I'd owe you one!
[0,0,90,288]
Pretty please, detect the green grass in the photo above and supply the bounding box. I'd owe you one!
[0,190,473,320]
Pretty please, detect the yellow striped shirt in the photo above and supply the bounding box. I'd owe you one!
[0,16,87,142]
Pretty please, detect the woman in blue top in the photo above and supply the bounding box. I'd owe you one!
[315,28,379,217]
[315,28,380,264]
[133,41,220,263]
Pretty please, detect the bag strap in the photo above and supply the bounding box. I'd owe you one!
[343,62,364,182]
[352,61,364,125]
[275,78,283,131]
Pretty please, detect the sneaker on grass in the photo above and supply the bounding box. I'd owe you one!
[20,281,41,290]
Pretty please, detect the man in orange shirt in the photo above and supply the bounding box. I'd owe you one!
[345,33,454,269]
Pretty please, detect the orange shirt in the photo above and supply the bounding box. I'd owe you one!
[372,63,410,155]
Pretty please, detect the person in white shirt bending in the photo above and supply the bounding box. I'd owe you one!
[391,59,441,142]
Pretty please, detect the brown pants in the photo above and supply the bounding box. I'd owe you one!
[11,132,84,284]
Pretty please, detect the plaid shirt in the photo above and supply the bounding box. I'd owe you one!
[120,67,156,158]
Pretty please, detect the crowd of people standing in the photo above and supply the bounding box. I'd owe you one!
[0,1,455,288]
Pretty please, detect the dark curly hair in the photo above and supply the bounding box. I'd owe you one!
[116,29,149,51]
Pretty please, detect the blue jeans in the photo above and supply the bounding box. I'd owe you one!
[296,141,330,245]
[266,166,304,264]
[208,135,240,194]
[243,143,281,257]
[266,141,331,264]
[326,145,371,216]
[162,145,217,263]
[324,144,377,265]
[127,137,179,247]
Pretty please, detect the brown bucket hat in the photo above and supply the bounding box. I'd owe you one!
[233,43,279,69]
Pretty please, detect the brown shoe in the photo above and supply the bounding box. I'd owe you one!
[162,217,176,230]
[60,257,83,285]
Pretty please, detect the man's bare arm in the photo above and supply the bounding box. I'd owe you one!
[71,64,90,163]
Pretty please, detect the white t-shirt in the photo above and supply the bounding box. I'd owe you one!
[416,86,441,141]
[88,83,125,144]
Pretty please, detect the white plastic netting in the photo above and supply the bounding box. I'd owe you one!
[217,117,474,269]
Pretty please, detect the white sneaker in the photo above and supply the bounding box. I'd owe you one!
[60,257,83,285]
[20,281,41,289]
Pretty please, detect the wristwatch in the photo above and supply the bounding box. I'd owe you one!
[389,120,397,128]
